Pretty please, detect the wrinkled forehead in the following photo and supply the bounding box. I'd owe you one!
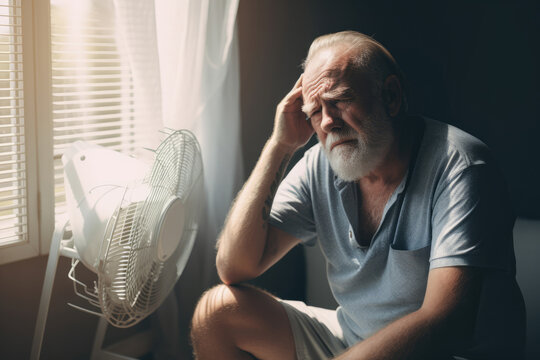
[303,51,350,99]
[302,69,340,104]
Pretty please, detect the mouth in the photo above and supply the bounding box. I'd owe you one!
[330,139,357,151]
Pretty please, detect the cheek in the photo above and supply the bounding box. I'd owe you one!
[339,110,362,133]
[343,106,372,132]
[314,127,327,145]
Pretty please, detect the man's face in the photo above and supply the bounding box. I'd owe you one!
[301,47,395,181]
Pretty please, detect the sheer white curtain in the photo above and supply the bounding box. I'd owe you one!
[113,0,242,357]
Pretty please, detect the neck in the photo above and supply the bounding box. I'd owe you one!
[358,116,418,188]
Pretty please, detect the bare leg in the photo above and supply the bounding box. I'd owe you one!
[191,284,296,360]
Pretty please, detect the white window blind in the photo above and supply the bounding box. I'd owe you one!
[51,0,143,214]
[0,0,27,247]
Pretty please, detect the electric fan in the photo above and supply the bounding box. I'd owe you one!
[31,129,204,359]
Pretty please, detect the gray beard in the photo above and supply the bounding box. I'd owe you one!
[321,110,394,181]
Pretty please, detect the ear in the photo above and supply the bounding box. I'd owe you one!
[382,75,402,117]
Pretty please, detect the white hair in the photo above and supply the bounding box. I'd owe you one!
[303,31,408,113]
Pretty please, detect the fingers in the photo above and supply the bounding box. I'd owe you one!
[287,74,304,102]
[281,87,303,115]
[271,74,313,149]
[293,73,303,89]
[279,75,304,114]
[286,74,303,98]
[289,86,303,101]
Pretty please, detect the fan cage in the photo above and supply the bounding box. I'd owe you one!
[94,130,203,327]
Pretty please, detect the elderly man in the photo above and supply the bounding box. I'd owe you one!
[191,31,526,360]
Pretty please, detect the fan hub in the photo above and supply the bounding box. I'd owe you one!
[156,196,185,262]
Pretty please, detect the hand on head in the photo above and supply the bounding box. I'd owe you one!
[271,74,314,152]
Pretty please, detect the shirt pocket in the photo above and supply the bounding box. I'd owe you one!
[386,244,431,307]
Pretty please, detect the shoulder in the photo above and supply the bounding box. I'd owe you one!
[301,142,324,166]
[407,117,505,207]
[291,142,333,181]
[418,117,493,178]
[280,141,340,203]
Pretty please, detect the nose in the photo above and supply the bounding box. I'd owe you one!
[319,105,343,133]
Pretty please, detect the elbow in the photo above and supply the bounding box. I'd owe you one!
[217,265,239,286]
[216,253,232,284]
[215,235,239,285]
[218,273,234,286]
[217,268,254,286]
[216,253,259,285]
[216,254,247,285]
[219,275,242,286]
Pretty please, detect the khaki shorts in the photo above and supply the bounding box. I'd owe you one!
[279,300,347,360]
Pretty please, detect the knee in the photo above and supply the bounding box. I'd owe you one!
[192,284,239,330]
[191,283,266,338]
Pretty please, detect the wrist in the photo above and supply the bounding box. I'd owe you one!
[267,135,300,155]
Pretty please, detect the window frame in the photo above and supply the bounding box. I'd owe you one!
[0,0,46,264]
[34,0,54,256]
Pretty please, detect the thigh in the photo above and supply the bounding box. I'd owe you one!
[192,284,296,360]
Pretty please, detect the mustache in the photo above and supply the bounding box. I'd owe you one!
[324,126,358,150]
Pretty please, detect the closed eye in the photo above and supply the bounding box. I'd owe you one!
[304,110,320,123]
[308,108,321,119]
[329,99,352,107]
[304,98,351,121]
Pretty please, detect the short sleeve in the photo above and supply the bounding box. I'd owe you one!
[430,163,515,271]
[269,153,318,246]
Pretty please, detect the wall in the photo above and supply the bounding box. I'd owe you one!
[0,0,537,359]
[0,255,100,359]
[0,253,152,359]
[514,218,540,359]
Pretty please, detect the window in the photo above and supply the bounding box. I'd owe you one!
[50,0,140,215]
[0,0,148,264]
[0,0,39,264]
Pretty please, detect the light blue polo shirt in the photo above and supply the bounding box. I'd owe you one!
[269,117,525,358]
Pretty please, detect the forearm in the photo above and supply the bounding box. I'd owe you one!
[216,137,294,284]
[335,267,479,360]
[334,309,439,360]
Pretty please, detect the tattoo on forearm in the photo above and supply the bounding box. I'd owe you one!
[262,154,290,228]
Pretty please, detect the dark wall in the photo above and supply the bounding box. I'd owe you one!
[0,255,151,360]
[239,0,539,219]
[0,256,100,359]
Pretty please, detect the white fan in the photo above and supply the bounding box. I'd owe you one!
[31,129,203,359]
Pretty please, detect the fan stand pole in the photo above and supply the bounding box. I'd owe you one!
[90,317,108,360]
[30,216,70,360]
